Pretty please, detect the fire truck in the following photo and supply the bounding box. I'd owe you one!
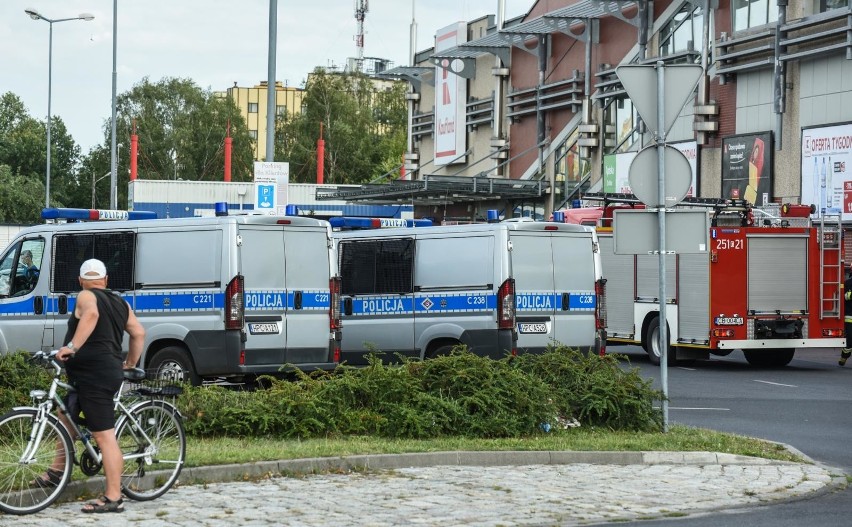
[571,199,845,367]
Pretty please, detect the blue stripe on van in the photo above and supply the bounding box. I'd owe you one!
[516,291,596,311]
[348,296,414,315]
[0,298,35,315]
[413,293,495,312]
[291,290,331,310]
[134,292,221,312]
[346,293,496,316]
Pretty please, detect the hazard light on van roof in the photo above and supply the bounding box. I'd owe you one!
[41,208,158,221]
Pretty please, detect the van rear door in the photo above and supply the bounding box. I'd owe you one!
[510,232,557,352]
[282,228,334,365]
[239,227,288,368]
[551,232,597,350]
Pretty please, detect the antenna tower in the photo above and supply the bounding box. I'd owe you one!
[354,0,369,72]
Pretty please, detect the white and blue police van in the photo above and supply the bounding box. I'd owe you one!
[0,207,341,384]
[331,215,606,365]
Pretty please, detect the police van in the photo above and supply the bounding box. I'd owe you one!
[331,216,605,365]
[0,208,341,384]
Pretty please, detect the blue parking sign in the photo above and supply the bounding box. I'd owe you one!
[257,185,274,209]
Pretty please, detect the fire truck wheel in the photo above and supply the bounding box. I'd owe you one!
[743,348,795,367]
[646,317,676,366]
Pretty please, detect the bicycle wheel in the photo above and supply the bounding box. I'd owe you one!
[0,409,74,515]
[116,400,185,501]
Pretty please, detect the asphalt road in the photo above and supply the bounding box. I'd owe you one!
[606,345,852,527]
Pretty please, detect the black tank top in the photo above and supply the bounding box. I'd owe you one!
[64,288,129,386]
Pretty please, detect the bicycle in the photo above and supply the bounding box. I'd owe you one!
[0,350,186,515]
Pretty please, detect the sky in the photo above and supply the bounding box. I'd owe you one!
[1,0,530,154]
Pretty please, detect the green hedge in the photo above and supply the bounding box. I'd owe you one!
[0,346,664,439]
[179,346,663,439]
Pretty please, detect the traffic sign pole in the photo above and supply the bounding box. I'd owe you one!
[656,61,669,433]
[616,61,701,434]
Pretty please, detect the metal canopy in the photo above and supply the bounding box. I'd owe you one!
[429,48,482,79]
[376,66,434,88]
[473,0,639,56]
[458,32,512,64]
[314,175,550,205]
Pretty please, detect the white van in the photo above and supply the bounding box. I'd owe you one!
[0,208,341,384]
[331,217,605,365]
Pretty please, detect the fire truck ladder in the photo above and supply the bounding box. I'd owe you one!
[819,213,843,319]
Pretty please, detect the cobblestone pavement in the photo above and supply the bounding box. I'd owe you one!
[0,451,844,527]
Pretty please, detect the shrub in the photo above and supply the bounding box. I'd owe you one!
[512,345,663,431]
[178,346,662,439]
[0,350,54,413]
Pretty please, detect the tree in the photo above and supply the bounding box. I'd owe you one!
[0,165,45,224]
[0,92,80,208]
[113,77,255,181]
[276,69,407,184]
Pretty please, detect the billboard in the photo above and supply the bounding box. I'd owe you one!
[721,132,772,206]
[433,22,468,166]
[801,123,852,220]
[602,140,698,197]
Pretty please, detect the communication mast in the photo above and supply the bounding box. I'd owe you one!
[354,0,369,72]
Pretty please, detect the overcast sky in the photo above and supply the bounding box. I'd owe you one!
[1,0,529,154]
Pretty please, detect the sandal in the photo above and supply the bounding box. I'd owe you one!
[81,495,124,514]
[29,468,63,488]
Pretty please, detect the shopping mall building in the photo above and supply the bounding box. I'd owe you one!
[318,0,851,228]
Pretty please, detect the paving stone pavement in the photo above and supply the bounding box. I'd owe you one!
[0,451,844,527]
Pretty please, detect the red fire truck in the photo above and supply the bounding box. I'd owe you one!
[574,199,844,367]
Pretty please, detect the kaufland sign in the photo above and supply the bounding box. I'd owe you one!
[434,22,467,166]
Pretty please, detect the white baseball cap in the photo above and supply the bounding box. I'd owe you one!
[79,259,107,280]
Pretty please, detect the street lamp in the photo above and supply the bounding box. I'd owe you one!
[25,8,95,209]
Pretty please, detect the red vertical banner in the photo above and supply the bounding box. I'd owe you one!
[224,120,232,182]
[316,123,324,185]
[130,121,138,181]
[844,180,852,214]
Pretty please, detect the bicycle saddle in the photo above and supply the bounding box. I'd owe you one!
[123,368,146,381]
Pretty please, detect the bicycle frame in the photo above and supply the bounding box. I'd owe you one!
[0,350,186,515]
[17,352,175,471]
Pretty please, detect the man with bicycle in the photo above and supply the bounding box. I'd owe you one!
[54,259,145,514]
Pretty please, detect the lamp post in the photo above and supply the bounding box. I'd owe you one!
[25,8,94,209]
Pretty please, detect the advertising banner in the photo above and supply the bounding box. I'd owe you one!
[254,161,289,215]
[602,141,698,197]
[801,123,852,220]
[434,22,468,166]
[721,132,772,205]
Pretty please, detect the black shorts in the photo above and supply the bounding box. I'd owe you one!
[74,383,119,432]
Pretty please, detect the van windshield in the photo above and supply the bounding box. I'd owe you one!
[0,238,45,297]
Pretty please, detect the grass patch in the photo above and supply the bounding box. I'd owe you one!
[182,424,803,467]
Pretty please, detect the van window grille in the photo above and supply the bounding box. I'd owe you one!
[53,232,136,293]
[339,238,413,295]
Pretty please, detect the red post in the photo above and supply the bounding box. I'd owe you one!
[130,121,138,181]
[316,122,325,185]
[224,121,232,182]
[400,153,406,180]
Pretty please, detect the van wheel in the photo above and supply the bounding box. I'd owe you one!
[646,317,675,366]
[426,340,460,359]
[149,347,201,386]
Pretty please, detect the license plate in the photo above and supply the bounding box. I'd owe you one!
[714,317,743,325]
[518,323,547,334]
[248,323,279,335]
